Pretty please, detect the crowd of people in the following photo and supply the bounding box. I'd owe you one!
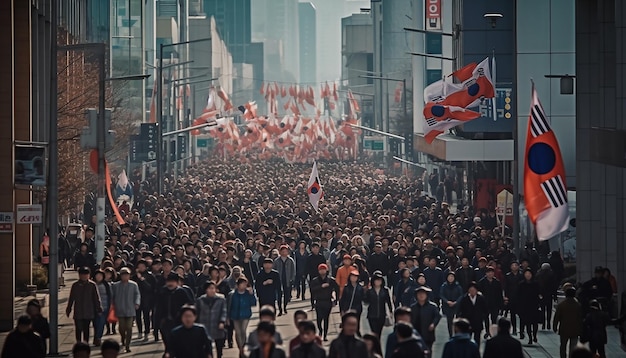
[2,160,623,358]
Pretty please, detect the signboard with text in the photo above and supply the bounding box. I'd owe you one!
[426,0,442,30]
[0,212,14,233]
[16,204,43,224]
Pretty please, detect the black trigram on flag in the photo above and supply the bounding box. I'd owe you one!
[541,175,567,208]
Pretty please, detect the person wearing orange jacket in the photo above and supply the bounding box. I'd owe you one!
[335,255,355,299]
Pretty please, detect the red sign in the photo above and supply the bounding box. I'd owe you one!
[426,0,442,30]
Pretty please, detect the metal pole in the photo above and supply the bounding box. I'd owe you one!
[96,45,106,264]
[48,0,60,353]
[156,43,163,194]
[402,78,407,173]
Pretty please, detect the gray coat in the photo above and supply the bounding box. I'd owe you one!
[273,256,296,285]
[196,294,228,340]
[111,280,141,317]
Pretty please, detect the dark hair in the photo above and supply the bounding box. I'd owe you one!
[16,314,32,326]
[496,317,512,334]
[341,310,360,324]
[293,309,307,320]
[362,333,383,355]
[236,277,249,285]
[297,320,317,333]
[257,321,276,335]
[180,304,197,316]
[101,339,120,353]
[565,287,576,298]
[202,280,217,292]
[452,318,471,333]
[569,347,595,358]
[395,322,413,339]
[394,306,411,320]
[72,342,91,355]
[259,305,276,319]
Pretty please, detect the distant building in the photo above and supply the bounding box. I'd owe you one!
[299,2,317,84]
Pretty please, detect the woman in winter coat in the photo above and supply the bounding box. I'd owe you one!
[240,249,258,286]
[517,269,542,344]
[294,241,309,300]
[93,269,111,346]
[439,272,464,338]
[339,270,365,334]
[196,281,228,358]
[228,277,257,356]
[364,271,393,337]
[394,268,418,307]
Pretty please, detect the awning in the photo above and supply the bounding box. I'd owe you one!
[414,134,514,161]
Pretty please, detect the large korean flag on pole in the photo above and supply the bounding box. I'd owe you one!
[524,82,569,241]
[307,161,323,211]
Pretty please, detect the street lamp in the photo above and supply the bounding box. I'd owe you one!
[156,37,211,195]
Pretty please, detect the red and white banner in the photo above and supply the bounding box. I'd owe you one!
[426,0,442,30]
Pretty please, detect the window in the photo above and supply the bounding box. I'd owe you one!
[426,32,442,54]
[426,69,442,85]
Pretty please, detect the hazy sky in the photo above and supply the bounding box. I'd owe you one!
[309,0,370,83]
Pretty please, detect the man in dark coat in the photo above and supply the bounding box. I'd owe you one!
[477,266,503,339]
[329,312,368,358]
[483,318,524,358]
[306,243,327,308]
[457,282,488,346]
[441,318,479,358]
[367,243,390,282]
[553,287,583,358]
[391,322,426,358]
[1,315,46,358]
[310,263,339,341]
[410,286,441,354]
[155,273,194,349]
[255,258,282,309]
[504,261,523,335]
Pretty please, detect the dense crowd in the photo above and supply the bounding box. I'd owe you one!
[2,160,623,358]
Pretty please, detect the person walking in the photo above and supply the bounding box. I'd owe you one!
[477,266,503,339]
[440,272,463,338]
[273,245,296,315]
[553,287,582,358]
[504,261,523,335]
[441,318,480,358]
[66,266,102,343]
[483,318,524,358]
[133,259,156,341]
[228,277,257,357]
[517,269,542,345]
[93,270,111,346]
[394,268,418,307]
[583,300,611,358]
[339,270,366,333]
[290,320,327,358]
[165,305,213,358]
[329,312,368,358]
[156,272,195,350]
[294,241,309,300]
[457,282,488,346]
[1,315,46,358]
[25,299,50,354]
[410,286,441,356]
[536,263,558,330]
[390,322,426,358]
[364,271,393,337]
[111,267,141,353]
[310,263,339,341]
[306,242,327,309]
[196,280,228,358]
[248,321,287,358]
[256,257,281,310]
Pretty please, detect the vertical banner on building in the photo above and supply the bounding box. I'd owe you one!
[426,0,442,30]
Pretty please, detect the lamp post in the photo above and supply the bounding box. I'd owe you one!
[156,37,211,195]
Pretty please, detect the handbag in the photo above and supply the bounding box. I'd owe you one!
[107,305,118,324]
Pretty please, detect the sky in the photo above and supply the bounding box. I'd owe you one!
[308,0,370,83]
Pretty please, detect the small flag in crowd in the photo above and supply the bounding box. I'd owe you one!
[524,82,569,241]
[307,161,323,211]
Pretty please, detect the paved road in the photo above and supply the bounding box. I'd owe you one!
[1,271,624,357]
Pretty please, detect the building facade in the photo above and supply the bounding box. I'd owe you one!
[299,2,317,84]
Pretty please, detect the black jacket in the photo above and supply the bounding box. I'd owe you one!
[477,277,503,309]
[255,269,282,305]
[339,283,365,313]
[504,271,523,304]
[517,280,542,323]
[329,334,368,358]
[306,253,327,279]
[240,259,259,285]
[390,337,426,358]
[155,286,194,324]
[249,343,287,358]
[167,324,213,358]
[133,271,156,306]
[367,252,390,276]
[291,342,327,358]
[455,266,474,292]
[483,333,524,358]
[364,287,393,319]
[0,329,45,358]
[457,294,488,333]
[310,275,339,304]
[410,301,442,343]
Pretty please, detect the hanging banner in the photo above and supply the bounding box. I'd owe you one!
[426,0,442,30]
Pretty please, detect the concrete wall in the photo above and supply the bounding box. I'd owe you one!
[576,0,626,298]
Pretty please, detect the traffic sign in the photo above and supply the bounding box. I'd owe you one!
[16,204,43,224]
[0,212,14,233]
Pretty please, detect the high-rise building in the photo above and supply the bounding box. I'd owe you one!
[251,0,299,83]
[299,2,317,84]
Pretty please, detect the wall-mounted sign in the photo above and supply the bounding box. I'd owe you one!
[0,212,14,233]
[16,204,43,224]
[15,145,46,186]
[426,0,442,30]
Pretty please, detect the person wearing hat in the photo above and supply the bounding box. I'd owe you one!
[477,265,503,340]
[111,267,141,353]
[339,269,366,334]
[255,258,282,311]
[439,272,463,338]
[410,286,441,354]
[364,271,393,337]
[335,254,354,299]
[25,298,50,354]
[310,263,339,341]
[67,266,102,344]
[0,314,46,358]
[273,245,296,315]
[553,287,583,358]
[155,272,195,349]
[457,282,488,346]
